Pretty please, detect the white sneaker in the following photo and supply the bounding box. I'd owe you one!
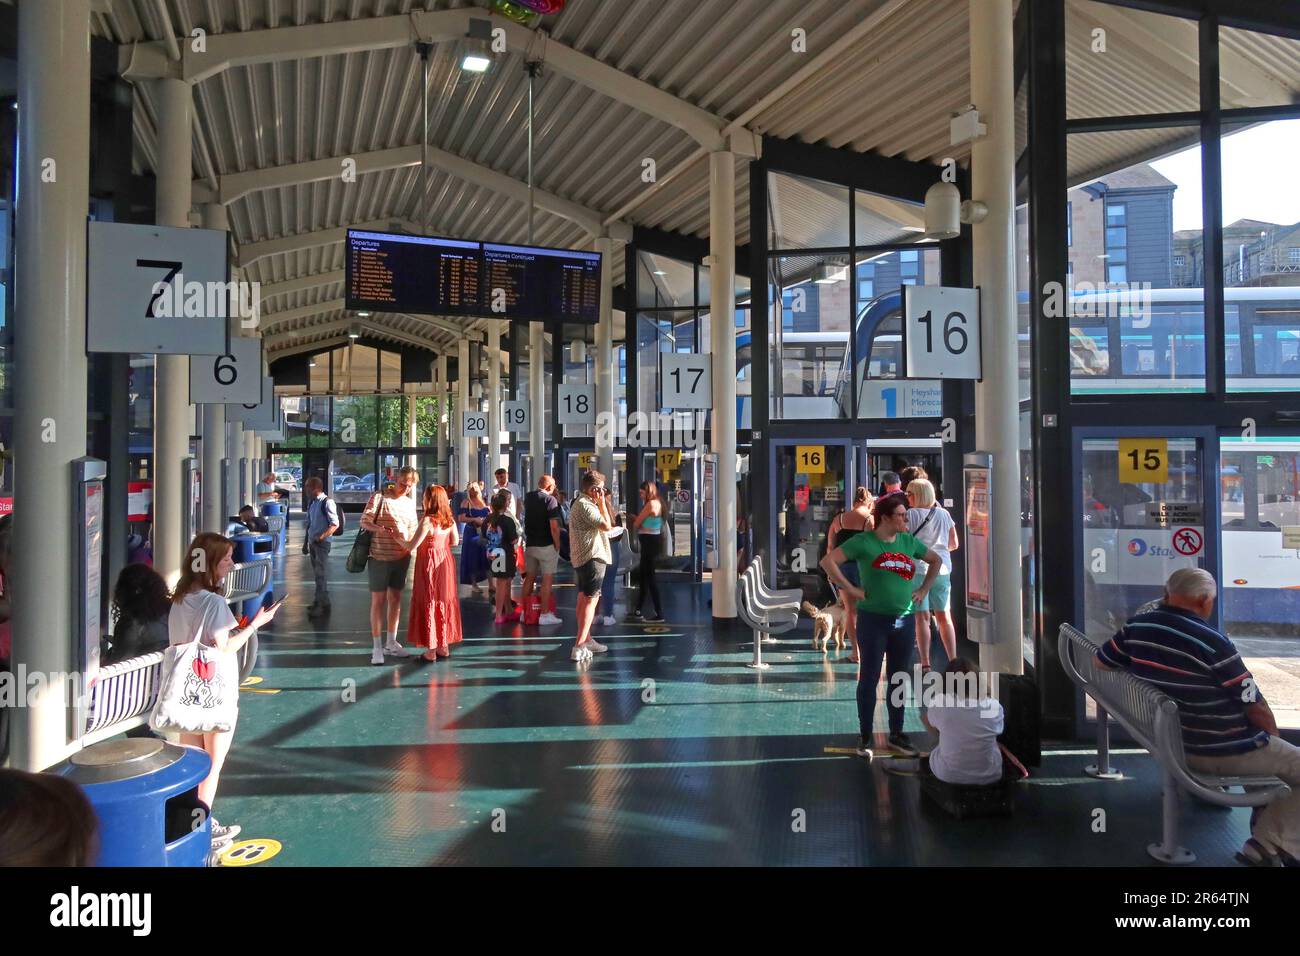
[570,645,592,663]
[370,645,385,665]
[601,616,616,626]
[584,639,608,654]
[384,642,411,657]
[205,847,227,867]
[538,612,563,626]
[210,820,241,845]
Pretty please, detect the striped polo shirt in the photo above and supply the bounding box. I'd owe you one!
[1097,605,1268,757]
[365,493,418,563]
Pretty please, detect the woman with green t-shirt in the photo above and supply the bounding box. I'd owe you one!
[820,492,941,760]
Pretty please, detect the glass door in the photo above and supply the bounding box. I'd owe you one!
[1220,435,1300,730]
[771,441,849,592]
[854,440,946,501]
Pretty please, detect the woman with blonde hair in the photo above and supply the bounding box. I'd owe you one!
[402,485,463,661]
[168,532,278,858]
[457,480,491,595]
[826,486,874,662]
[906,478,959,668]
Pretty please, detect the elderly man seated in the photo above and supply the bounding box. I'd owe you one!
[1096,568,1299,867]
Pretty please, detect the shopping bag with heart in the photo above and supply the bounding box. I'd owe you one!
[150,638,238,734]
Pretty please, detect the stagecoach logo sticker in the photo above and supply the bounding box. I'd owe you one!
[1127,538,1147,556]
[872,552,917,580]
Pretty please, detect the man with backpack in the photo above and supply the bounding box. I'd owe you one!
[303,476,341,617]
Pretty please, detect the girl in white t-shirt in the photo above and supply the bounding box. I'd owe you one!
[906,479,959,670]
[171,532,279,851]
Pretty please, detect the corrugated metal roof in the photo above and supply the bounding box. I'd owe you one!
[89,0,1300,367]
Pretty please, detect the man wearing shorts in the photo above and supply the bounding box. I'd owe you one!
[568,470,614,663]
[522,476,564,627]
[360,466,419,664]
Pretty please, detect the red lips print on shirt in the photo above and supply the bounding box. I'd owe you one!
[872,552,917,580]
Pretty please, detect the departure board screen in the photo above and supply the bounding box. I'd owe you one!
[345,231,482,316]
[344,229,603,324]
[481,242,602,324]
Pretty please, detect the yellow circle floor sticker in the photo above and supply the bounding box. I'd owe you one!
[217,838,282,867]
[644,625,669,633]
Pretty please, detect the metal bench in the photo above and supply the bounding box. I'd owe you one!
[1057,622,1290,864]
[737,561,799,670]
[82,558,272,744]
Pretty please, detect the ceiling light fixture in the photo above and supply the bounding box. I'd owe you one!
[461,18,494,73]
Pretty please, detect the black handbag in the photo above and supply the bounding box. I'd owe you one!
[346,494,379,574]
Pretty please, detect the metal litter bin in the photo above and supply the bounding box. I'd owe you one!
[53,738,212,867]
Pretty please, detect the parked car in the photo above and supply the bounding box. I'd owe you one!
[274,471,299,490]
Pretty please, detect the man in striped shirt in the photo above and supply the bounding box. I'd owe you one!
[1097,568,1299,866]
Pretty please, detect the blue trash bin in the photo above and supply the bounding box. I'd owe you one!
[230,532,275,620]
[260,501,286,555]
[54,738,213,866]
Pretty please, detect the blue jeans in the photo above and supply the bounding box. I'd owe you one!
[598,537,621,616]
[856,610,915,738]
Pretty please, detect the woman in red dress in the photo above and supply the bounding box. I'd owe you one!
[401,485,462,662]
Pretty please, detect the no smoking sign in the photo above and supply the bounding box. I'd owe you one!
[1172,527,1203,556]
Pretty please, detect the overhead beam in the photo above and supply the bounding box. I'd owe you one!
[236,217,414,269]
[259,270,344,302]
[120,9,730,149]
[202,143,631,240]
[263,299,483,341]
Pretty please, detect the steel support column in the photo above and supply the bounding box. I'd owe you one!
[152,77,193,585]
[11,0,93,770]
[709,151,738,621]
[970,0,1024,675]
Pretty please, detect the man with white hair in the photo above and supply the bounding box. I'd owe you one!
[1097,567,1299,867]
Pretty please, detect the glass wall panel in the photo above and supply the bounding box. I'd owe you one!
[853,190,927,247]
[773,443,847,592]
[638,251,694,309]
[853,248,943,419]
[1220,436,1300,729]
[330,448,374,504]
[1221,119,1300,392]
[1066,130,1205,394]
[1065,1,1198,119]
[1220,27,1300,110]
[331,395,377,446]
[767,171,850,250]
[768,253,851,421]
[1079,437,1204,637]
[376,396,406,446]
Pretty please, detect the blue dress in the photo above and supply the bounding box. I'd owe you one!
[458,505,491,585]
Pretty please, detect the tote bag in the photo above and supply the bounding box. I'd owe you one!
[347,493,380,573]
[149,638,239,734]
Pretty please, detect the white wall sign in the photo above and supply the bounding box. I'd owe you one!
[87,221,231,356]
[234,377,278,430]
[462,410,488,438]
[190,336,263,405]
[903,285,982,379]
[501,400,530,434]
[661,353,712,410]
[557,384,595,425]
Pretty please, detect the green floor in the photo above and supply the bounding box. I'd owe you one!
[214,530,1252,867]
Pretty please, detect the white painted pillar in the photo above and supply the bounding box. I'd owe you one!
[709,152,738,620]
[244,429,257,503]
[225,420,242,516]
[152,77,193,584]
[488,320,503,472]
[11,0,92,770]
[406,392,418,472]
[595,236,616,483]
[529,323,546,481]
[199,203,228,533]
[436,354,448,485]
[458,337,471,488]
[970,0,1024,676]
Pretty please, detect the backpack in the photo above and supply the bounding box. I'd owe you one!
[332,500,346,536]
[485,517,504,555]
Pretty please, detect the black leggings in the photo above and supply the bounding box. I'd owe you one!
[636,534,663,616]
